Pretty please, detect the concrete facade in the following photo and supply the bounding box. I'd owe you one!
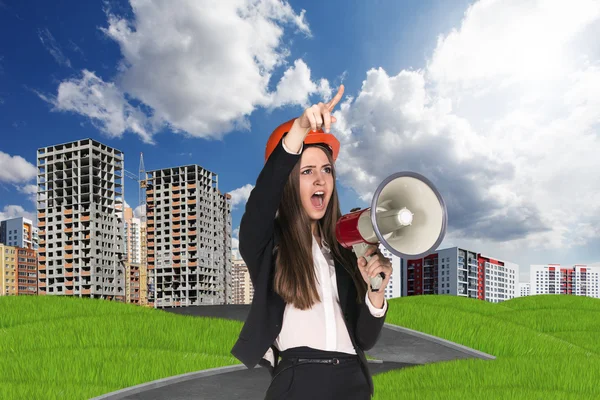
[145,164,232,308]
[36,139,125,300]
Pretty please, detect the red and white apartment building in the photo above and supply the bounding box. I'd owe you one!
[401,246,519,303]
[530,264,600,298]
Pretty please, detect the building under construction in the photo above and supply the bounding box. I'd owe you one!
[145,164,232,308]
[36,139,125,300]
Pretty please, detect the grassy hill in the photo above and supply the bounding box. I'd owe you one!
[1,294,599,399]
[0,295,243,400]
[374,294,600,399]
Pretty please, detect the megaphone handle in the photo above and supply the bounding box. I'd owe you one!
[353,242,385,292]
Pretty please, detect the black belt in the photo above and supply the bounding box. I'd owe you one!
[270,355,358,380]
[295,357,356,365]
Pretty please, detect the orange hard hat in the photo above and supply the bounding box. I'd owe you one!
[265,118,340,163]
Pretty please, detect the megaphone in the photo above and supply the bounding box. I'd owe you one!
[335,171,448,292]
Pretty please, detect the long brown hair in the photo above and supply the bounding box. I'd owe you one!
[273,144,367,310]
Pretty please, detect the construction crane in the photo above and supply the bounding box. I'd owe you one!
[123,152,154,303]
[123,152,147,223]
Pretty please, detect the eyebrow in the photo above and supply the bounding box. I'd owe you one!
[301,163,332,169]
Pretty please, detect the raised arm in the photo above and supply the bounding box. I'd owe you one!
[239,86,345,281]
[238,127,302,281]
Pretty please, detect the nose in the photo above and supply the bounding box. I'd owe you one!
[313,171,326,185]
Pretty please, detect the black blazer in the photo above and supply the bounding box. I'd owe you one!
[230,136,388,396]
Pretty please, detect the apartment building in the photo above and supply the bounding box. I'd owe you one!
[125,262,148,306]
[0,244,17,296]
[0,217,39,250]
[530,264,600,298]
[17,247,37,295]
[123,207,144,264]
[145,164,232,308]
[379,245,402,299]
[123,207,147,305]
[402,247,519,303]
[36,139,126,301]
[232,257,253,304]
[519,283,531,297]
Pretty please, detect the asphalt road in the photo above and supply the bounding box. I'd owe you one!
[92,305,494,400]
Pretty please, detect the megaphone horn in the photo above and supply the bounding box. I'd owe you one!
[336,171,448,292]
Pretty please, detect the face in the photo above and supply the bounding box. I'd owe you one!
[299,146,334,226]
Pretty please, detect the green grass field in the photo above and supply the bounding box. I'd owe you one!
[1,294,598,399]
[373,294,600,399]
[0,295,243,400]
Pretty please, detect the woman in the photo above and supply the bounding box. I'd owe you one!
[230,85,393,399]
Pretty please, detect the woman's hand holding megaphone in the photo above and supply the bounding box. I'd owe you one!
[357,244,392,308]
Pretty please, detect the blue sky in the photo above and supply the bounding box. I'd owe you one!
[1,0,599,280]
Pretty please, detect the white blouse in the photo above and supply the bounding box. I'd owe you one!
[259,138,388,367]
[274,235,387,355]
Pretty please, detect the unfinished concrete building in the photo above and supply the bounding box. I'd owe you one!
[146,165,232,308]
[36,139,126,301]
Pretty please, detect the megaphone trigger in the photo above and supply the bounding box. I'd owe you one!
[353,242,386,292]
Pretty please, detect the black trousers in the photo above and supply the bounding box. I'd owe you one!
[264,346,371,400]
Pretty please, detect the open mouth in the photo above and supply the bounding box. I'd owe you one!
[310,191,326,210]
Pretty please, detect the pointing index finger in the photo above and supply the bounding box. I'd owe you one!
[326,84,345,112]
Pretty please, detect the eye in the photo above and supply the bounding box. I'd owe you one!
[323,167,332,173]
[301,169,311,175]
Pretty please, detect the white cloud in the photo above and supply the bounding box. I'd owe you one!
[38,27,71,68]
[40,70,155,144]
[228,184,254,209]
[42,0,327,142]
[134,204,146,218]
[0,205,35,222]
[333,0,600,259]
[17,184,38,203]
[231,226,241,260]
[0,151,37,183]
[268,59,332,108]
